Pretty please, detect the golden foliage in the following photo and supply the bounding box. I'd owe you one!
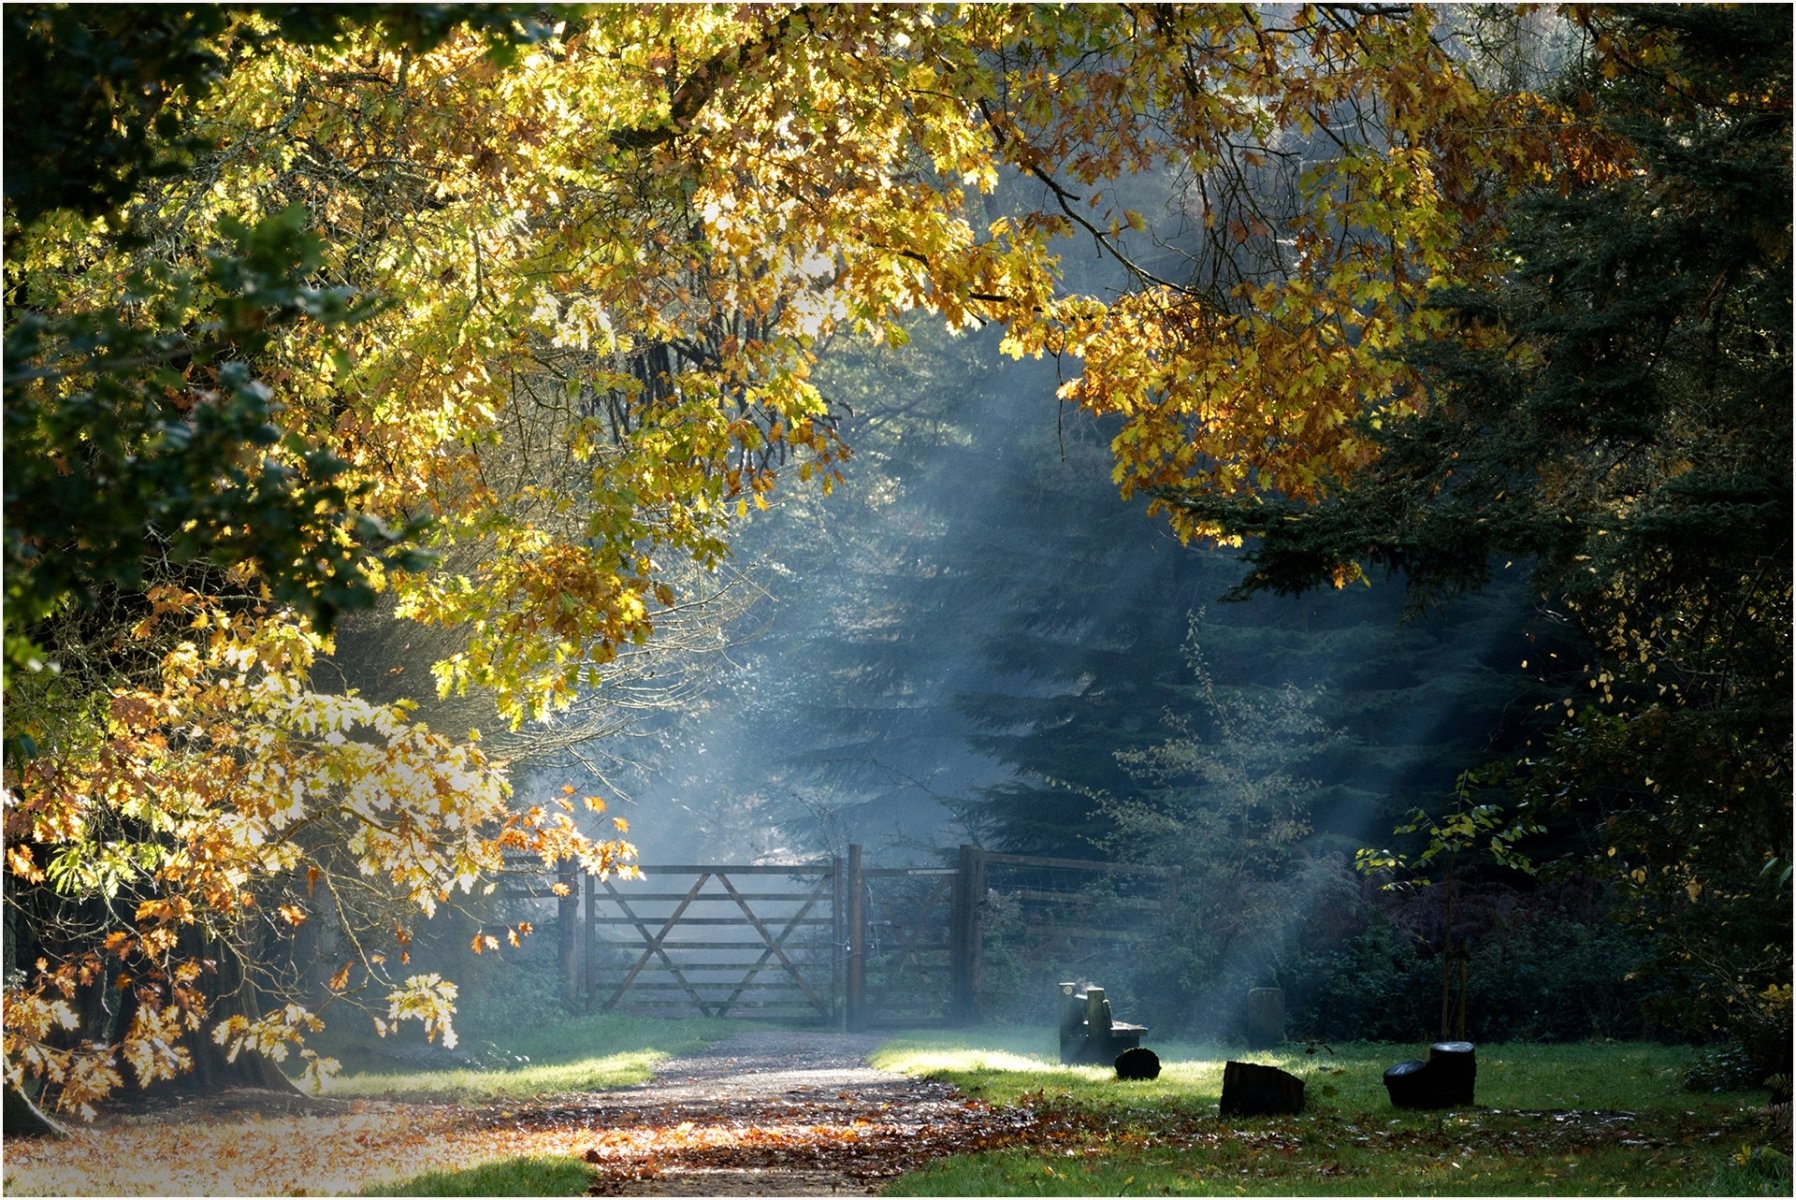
[6,4,1607,1112]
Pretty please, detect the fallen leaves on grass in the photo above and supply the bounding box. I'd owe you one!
[1,1091,656,1197]
[0,1082,1036,1197]
[3,1080,1772,1197]
[514,1088,1040,1192]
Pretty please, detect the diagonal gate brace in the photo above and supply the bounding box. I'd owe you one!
[602,874,717,1015]
[714,871,831,1018]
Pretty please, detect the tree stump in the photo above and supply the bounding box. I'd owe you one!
[1383,1042,1477,1109]
[1382,1059,1432,1108]
[1219,1060,1304,1116]
[1115,1047,1161,1081]
[1428,1041,1476,1105]
[1057,982,1145,1065]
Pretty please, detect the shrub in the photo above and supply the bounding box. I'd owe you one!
[1284,876,1653,1044]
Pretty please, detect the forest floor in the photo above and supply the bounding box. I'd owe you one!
[1,1030,1023,1196]
[5,1031,1785,1196]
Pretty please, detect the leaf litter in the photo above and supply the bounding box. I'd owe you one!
[2,1032,1042,1197]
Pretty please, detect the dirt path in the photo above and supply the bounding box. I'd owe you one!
[516,1029,1025,1194]
[1,1030,1021,1196]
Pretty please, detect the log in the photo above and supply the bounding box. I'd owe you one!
[1115,1047,1161,1081]
[1220,1060,1304,1116]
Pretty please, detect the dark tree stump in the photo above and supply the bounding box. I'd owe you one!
[1057,982,1145,1065]
[1382,1059,1433,1108]
[1220,1060,1304,1116]
[1115,1047,1161,1081]
[1428,1041,1476,1106]
[1384,1042,1477,1109]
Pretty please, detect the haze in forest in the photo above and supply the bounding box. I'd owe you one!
[538,170,1541,873]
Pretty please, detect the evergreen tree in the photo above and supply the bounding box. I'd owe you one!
[1166,5,1791,1074]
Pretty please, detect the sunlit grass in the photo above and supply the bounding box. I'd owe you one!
[359,1154,594,1196]
[872,1029,1727,1113]
[322,1047,668,1101]
[873,1027,1248,1107]
[314,1010,744,1103]
[874,1030,1781,1196]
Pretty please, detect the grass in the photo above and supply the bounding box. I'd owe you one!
[871,1029,1787,1196]
[359,1154,596,1196]
[296,996,1786,1197]
[312,1007,745,1103]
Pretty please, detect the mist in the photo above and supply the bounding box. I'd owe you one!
[504,157,1549,1048]
[549,160,1540,879]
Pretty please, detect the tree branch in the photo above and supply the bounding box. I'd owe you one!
[609,6,820,152]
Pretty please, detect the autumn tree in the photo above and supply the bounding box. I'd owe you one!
[7,2,1645,1115]
[3,7,629,1118]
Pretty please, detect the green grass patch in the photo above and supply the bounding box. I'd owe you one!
[874,1031,1782,1196]
[314,1010,743,1103]
[359,1154,594,1196]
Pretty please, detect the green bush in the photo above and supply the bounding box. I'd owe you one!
[1281,881,1653,1044]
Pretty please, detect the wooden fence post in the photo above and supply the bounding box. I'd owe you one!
[831,854,845,1030]
[950,843,985,1026]
[557,860,579,1010]
[846,844,866,1031]
[583,872,598,1012]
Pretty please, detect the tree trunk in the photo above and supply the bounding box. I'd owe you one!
[132,933,301,1099]
[5,1084,70,1138]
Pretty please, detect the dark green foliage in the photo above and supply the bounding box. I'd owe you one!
[1285,878,1653,1044]
[3,4,553,692]
[2,4,553,226]
[3,206,428,686]
[1162,4,1792,1065]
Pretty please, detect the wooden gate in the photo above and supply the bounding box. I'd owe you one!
[548,845,1175,1026]
[578,861,841,1021]
[847,846,964,1028]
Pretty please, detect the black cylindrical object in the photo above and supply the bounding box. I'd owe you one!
[1382,1058,1433,1108]
[1428,1041,1477,1105]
